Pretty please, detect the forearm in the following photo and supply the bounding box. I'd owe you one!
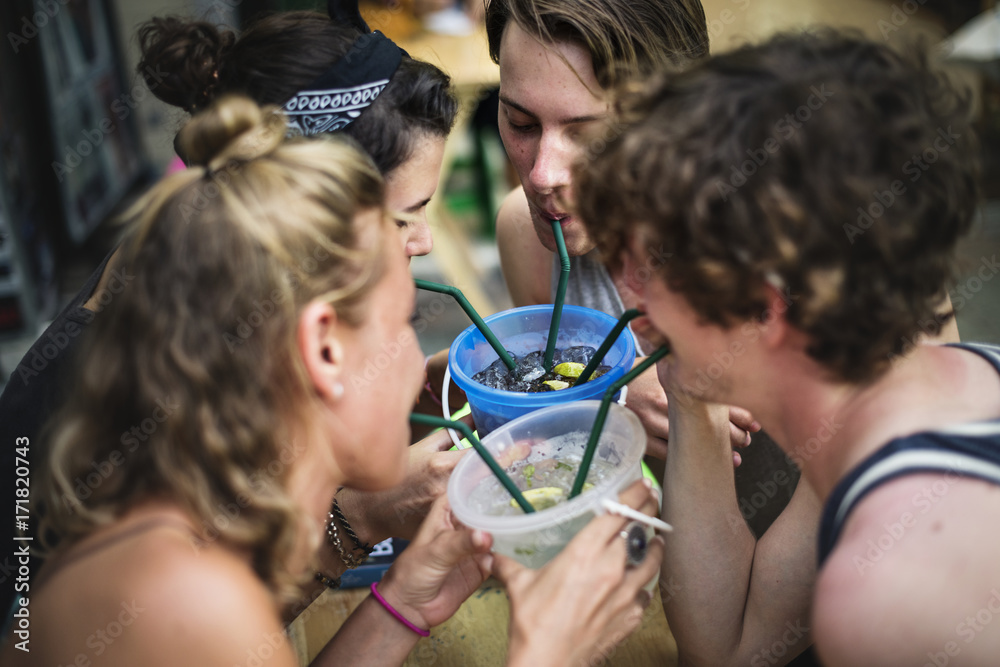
[311,594,421,666]
[660,397,757,665]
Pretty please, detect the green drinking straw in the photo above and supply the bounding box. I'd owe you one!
[574,308,643,386]
[569,346,671,499]
[409,413,536,514]
[544,219,570,372]
[415,279,516,371]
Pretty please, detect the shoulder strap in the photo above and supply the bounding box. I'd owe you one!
[945,341,1000,375]
[821,434,1000,566]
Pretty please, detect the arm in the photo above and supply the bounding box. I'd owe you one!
[660,391,819,667]
[413,349,468,441]
[313,496,491,665]
[496,187,553,307]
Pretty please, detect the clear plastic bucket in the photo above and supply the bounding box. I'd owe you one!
[447,305,636,437]
[447,400,646,568]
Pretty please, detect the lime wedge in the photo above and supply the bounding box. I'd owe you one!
[553,362,586,378]
[542,379,571,391]
[512,486,565,511]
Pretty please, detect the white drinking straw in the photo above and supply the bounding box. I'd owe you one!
[601,498,674,533]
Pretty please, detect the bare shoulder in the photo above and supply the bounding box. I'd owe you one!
[496,187,552,307]
[813,475,1000,665]
[132,535,295,665]
[28,525,296,667]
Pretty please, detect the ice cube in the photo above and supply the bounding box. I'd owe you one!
[473,355,515,390]
[557,346,597,365]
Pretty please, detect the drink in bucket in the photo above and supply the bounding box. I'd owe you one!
[447,305,636,437]
[448,400,646,568]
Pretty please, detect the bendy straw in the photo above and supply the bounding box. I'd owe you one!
[409,413,536,513]
[543,219,570,372]
[569,346,671,498]
[415,279,516,371]
[574,309,642,386]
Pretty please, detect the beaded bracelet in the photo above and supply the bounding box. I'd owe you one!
[314,571,340,590]
[327,507,367,569]
[331,497,372,555]
[370,581,430,637]
[326,496,373,569]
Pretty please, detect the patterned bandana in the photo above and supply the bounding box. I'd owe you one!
[282,31,403,136]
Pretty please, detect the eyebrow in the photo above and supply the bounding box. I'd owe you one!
[403,197,432,214]
[499,94,606,126]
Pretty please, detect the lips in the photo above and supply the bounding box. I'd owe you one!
[544,215,574,231]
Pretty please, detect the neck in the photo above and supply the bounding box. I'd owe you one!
[285,420,345,563]
[737,352,893,501]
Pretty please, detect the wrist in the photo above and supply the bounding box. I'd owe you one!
[335,489,387,548]
[375,571,430,633]
[667,396,729,430]
[506,637,564,667]
[327,492,379,569]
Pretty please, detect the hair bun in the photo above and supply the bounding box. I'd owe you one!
[177,95,286,172]
[137,16,236,112]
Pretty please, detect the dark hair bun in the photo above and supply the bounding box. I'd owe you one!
[137,16,236,112]
[176,95,285,172]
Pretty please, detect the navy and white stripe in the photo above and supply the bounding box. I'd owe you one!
[818,342,1000,566]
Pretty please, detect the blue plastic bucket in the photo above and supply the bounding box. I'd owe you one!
[448,305,636,437]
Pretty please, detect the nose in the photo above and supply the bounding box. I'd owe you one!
[528,130,573,196]
[404,214,433,258]
[621,246,648,296]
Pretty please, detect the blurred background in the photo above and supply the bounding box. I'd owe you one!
[0,0,998,393]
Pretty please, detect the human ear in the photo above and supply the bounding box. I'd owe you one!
[757,281,794,350]
[297,300,346,401]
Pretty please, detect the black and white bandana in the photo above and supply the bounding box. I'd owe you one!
[282,30,403,136]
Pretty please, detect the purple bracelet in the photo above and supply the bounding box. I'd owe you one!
[370,581,430,637]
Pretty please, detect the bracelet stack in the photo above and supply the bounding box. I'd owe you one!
[327,495,374,569]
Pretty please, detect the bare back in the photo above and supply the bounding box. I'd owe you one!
[2,507,296,667]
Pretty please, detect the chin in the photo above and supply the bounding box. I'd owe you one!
[533,220,595,257]
[354,459,406,492]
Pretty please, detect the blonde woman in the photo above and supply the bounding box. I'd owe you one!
[1,97,662,666]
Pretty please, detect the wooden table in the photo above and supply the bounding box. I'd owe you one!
[288,577,678,665]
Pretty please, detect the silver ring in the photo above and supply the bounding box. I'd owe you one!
[621,521,648,568]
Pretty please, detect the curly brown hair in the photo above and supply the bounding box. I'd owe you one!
[484,0,708,89]
[41,96,386,604]
[575,31,980,383]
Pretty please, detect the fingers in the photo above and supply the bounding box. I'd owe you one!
[729,421,751,449]
[414,496,492,568]
[617,478,658,512]
[414,413,476,453]
[728,405,761,433]
[623,535,664,591]
[563,481,657,554]
[490,551,526,587]
[645,435,668,460]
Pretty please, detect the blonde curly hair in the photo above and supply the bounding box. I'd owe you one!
[40,95,386,604]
